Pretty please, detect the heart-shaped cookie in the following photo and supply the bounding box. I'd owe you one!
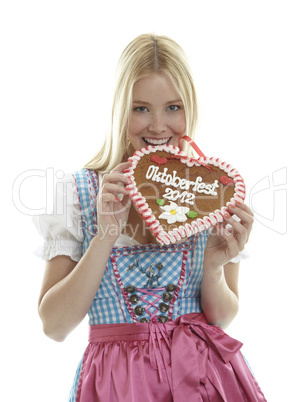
[124,144,245,245]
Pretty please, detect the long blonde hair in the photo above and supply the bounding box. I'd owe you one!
[84,33,198,173]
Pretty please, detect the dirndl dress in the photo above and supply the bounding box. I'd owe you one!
[68,169,266,402]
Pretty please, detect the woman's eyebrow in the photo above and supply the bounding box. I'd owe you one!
[166,99,183,104]
[132,100,151,105]
[132,99,183,105]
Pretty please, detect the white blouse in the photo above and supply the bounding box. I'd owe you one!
[32,172,248,263]
[32,173,143,262]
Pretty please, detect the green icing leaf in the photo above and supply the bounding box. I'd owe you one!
[156,199,165,206]
[187,211,198,219]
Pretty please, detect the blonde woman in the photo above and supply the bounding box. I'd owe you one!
[34,34,266,401]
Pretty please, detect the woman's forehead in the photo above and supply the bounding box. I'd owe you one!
[132,73,182,103]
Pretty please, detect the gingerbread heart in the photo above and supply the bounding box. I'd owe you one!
[124,144,245,245]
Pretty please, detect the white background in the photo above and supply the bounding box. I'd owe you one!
[1,1,297,401]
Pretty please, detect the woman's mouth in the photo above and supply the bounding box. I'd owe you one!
[142,137,172,146]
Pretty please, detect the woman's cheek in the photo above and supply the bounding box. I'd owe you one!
[172,114,186,135]
[128,115,146,136]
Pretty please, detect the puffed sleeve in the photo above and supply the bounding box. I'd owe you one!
[32,173,83,262]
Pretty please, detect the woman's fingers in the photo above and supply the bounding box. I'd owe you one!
[100,182,129,196]
[100,161,132,199]
[205,203,253,264]
[210,221,241,262]
[227,203,254,240]
[223,214,247,251]
[109,161,132,182]
[96,162,133,239]
[220,225,241,258]
[99,192,121,205]
[98,192,131,222]
[111,160,132,173]
[101,173,129,186]
[228,202,254,222]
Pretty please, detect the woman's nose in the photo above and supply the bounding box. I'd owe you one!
[148,114,166,133]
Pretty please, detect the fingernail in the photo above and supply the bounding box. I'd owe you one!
[224,212,230,218]
[229,203,236,208]
[115,196,120,201]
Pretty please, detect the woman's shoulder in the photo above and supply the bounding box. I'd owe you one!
[72,168,103,189]
[72,169,102,203]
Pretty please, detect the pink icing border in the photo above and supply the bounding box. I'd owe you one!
[123,144,246,246]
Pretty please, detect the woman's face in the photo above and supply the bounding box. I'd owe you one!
[128,72,186,153]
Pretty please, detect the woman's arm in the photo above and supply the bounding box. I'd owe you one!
[38,235,116,342]
[38,162,131,342]
[201,261,240,329]
[201,203,254,328]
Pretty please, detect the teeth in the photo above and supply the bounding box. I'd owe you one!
[143,137,171,145]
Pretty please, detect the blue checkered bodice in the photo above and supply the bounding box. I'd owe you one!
[73,169,208,325]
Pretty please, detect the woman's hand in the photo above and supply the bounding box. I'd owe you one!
[204,203,254,269]
[96,161,132,242]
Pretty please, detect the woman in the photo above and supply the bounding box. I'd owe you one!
[34,33,266,401]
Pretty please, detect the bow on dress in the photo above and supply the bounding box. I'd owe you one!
[148,313,243,402]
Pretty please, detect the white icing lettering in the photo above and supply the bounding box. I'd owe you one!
[165,173,173,186]
[180,178,188,190]
[172,171,181,188]
[160,168,168,182]
[146,165,159,180]
[185,193,196,204]
[180,191,188,203]
[145,164,219,204]
[163,187,196,205]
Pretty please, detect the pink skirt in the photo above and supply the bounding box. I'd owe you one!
[76,313,266,401]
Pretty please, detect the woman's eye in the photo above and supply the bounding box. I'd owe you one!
[134,106,148,112]
[167,105,180,111]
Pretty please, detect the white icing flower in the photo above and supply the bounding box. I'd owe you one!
[158,202,190,224]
